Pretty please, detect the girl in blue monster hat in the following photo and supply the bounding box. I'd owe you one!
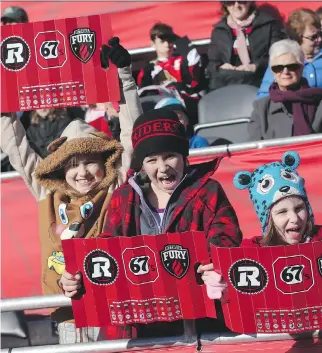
[202,151,322,300]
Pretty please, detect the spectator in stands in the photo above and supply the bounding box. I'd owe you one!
[204,151,322,300]
[154,97,209,148]
[1,38,142,344]
[249,39,322,141]
[97,107,241,337]
[235,151,322,246]
[26,109,72,158]
[257,9,322,98]
[137,22,206,125]
[1,6,28,24]
[316,7,322,27]
[207,1,284,91]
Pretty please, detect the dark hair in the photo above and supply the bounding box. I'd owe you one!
[286,8,321,44]
[316,7,322,17]
[150,22,176,42]
[31,109,67,125]
[220,1,257,18]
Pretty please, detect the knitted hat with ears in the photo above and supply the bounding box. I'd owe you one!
[233,151,314,235]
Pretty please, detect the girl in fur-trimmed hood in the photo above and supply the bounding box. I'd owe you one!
[1,38,142,343]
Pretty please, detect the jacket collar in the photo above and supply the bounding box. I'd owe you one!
[215,11,275,30]
[269,100,285,114]
[312,49,322,62]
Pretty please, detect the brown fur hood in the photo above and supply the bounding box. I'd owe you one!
[35,119,123,198]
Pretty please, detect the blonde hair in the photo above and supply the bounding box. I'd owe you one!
[261,210,314,246]
[286,8,321,44]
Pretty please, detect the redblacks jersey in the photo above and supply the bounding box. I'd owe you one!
[137,49,204,99]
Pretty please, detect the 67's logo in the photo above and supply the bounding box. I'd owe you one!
[273,255,314,294]
[34,31,67,69]
[122,246,159,285]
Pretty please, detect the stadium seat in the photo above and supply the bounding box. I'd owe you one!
[195,84,258,145]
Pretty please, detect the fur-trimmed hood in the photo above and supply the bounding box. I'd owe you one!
[35,119,123,198]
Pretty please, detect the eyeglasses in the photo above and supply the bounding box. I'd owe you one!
[223,1,248,6]
[302,31,322,42]
[271,63,302,74]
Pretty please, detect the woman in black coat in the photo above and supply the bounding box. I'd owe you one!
[207,1,284,90]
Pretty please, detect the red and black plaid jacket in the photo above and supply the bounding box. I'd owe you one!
[102,159,242,247]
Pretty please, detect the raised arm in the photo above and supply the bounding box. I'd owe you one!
[101,37,143,181]
[1,113,45,201]
[118,66,143,174]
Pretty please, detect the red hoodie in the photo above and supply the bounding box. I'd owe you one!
[241,225,322,247]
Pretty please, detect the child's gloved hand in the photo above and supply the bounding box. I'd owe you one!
[100,37,131,69]
[60,270,82,298]
[197,263,228,300]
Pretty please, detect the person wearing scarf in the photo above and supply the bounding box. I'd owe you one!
[207,1,284,90]
[249,39,322,140]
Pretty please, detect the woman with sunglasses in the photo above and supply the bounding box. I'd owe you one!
[249,39,322,140]
[258,9,322,98]
[207,1,284,91]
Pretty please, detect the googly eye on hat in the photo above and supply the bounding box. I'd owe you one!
[233,151,314,234]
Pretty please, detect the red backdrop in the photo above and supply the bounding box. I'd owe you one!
[1,1,320,50]
[1,141,321,299]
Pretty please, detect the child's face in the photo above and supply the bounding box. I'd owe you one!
[271,196,309,245]
[142,152,184,194]
[152,37,174,59]
[64,154,105,194]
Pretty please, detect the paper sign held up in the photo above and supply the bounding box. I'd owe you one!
[1,14,120,112]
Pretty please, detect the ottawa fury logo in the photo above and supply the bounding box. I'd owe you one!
[69,28,96,63]
[160,244,190,279]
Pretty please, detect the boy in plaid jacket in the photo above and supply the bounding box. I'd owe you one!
[64,108,242,338]
[101,108,242,337]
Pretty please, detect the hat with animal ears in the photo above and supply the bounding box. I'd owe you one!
[233,151,314,235]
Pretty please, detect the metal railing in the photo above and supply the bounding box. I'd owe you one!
[1,295,321,352]
[1,134,322,351]
[2,134,321,181]
[128,38,210,56]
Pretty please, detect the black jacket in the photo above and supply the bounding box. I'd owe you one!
[207,11,284,89]
[27,116,72,158]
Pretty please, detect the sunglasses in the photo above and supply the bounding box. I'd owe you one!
[223,1,248,6]
[271,63,302,74]
[302,31,322,42]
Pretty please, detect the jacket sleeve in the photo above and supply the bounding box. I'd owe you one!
[253,19,284,75]
[248,99,263,141]
[0,114,45,201]
[117,67,143,181]
[207,26,225,78]
[206,181,242,247]
[257,65,274,98]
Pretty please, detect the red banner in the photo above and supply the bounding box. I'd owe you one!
[62,231,217,328]
[0,14,120,112]
[211,242,322,334]
[2,141,321,301]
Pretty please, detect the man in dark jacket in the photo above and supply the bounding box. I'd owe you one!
[207,2,284,90]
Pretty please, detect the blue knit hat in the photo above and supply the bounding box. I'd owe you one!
[233,151,314,235]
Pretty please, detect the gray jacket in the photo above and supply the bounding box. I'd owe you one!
[248,96,322,140]
[128,173,190,236]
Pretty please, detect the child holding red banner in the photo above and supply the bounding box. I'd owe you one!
[1,38,142,343]
[204,151,322,300]
[91,107,241,337]
[61,109,242,337]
